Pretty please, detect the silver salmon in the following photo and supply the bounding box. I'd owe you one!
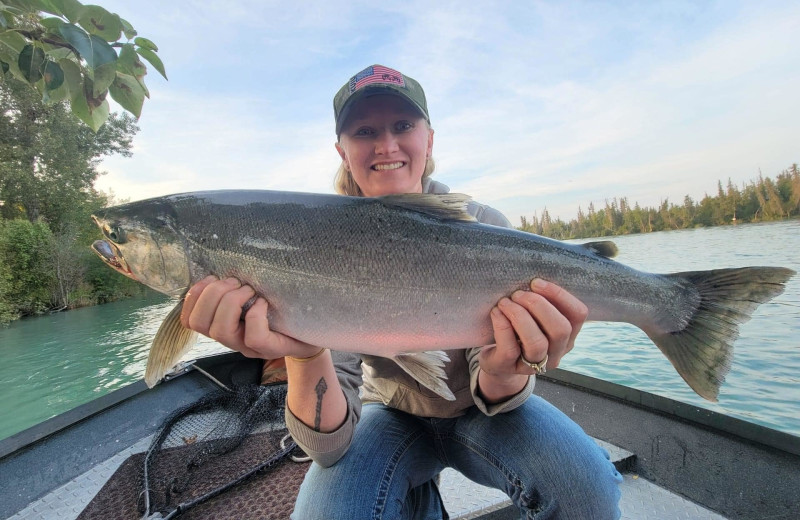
[90,190,795,401]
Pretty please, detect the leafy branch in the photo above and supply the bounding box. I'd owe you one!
[0,0,166,130]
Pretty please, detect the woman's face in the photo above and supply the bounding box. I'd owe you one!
[336,95,434,197]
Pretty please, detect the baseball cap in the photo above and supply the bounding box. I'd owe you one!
[333,64,429,135]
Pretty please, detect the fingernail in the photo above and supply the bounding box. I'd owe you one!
[490,306,502,318]
[225,277,241,287]
[498,297,511,308]
[532,278,547,291]
[202,275,217,283]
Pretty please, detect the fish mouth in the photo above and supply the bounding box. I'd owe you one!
[91,239,135,280]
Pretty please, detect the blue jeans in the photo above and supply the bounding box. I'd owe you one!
[292,395,622,519]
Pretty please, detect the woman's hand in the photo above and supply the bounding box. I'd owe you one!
[477,279,588,403]
[181,276,347,432]
[180,276,321,359]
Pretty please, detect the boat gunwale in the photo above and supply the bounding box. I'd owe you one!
[2,352,797,462]
[541,369,800,457]
[0,353,239,461]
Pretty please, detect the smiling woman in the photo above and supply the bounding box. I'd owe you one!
[335,95,434,197]
[176,63,625,519]
[332,66,436,198]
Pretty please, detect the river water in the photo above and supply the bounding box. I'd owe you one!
[1,220,798,441]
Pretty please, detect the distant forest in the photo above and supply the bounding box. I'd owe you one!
[519,164,800,239]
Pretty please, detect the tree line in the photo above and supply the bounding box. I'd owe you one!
[519,165,800,240]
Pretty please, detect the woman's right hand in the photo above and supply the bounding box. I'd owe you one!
[180,276,322,360]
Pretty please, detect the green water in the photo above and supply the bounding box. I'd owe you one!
[1,220,799,440]
[0,294,226,440]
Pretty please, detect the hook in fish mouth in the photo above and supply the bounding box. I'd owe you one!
[91,239,134,278]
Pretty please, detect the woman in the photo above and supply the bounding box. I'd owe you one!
[180,65,622,519]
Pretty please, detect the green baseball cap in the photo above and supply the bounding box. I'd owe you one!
[334,64,430,135]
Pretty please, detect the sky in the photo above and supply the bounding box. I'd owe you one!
[94,0,800,225]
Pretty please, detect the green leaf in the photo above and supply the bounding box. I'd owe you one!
[0,30,26,53]
[69,74,109,131]
[83,74,107,107]
[72,94,109,131]
[9,0,52,14]
[36,0,63,15]
[59,23,117,70]
[42,71,70,103]
[117,43,144,78]
[136,47,166,79]
[89,60,114,96]
[19,44,46,84]
[0,31,26,80]
[46,0,85,23]
[42,59,64,90]
[59,56,81,94]
[116,43,148,96]
[0,60,8,74]
[119,17,136,39]
[0,12,8,30]
[40,17,66,31]
[44,47,73,61]
[133,36,157,51]
[78,5,121,42]
[109,72,145,118]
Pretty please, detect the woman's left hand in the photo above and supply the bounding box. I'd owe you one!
[477,279,588,402]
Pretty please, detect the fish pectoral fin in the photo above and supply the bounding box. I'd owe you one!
[393,351,455,401]
[580,240,618,258]
[379,193,477,222]
[144,299,199,388]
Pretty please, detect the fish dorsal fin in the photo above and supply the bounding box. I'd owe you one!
[581,240,618,258]
[379,193,477,222]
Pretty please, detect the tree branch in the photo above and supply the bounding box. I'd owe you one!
[13,29,80,57]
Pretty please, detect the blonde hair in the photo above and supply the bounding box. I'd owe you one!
[334,156,436,196]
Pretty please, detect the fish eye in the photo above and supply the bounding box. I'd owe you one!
[105,225,127,244]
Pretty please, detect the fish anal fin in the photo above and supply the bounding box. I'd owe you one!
[581,241,618,258]
[393,351,455,401]
[379,193,476,222]
[144,299,199,387]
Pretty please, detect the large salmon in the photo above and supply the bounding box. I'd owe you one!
[90,190,794,401]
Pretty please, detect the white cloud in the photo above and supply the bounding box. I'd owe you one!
[424,1,800,223]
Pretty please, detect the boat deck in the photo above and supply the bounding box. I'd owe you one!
[5,433,726,520]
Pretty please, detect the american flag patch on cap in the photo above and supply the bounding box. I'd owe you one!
[348,65,406,94]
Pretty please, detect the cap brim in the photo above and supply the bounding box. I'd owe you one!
[336,86,428,135]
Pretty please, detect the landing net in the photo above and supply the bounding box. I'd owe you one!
[139,383,299,519]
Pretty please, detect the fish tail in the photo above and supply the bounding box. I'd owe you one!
[393,351,455,401]
[646,266,795,402]
[144,299,198,387]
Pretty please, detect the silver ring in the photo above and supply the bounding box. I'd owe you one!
[520,352,548,374]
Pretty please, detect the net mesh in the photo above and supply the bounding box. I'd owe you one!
[138,382,301,519]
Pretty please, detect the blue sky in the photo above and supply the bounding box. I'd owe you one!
[96,0,800,224]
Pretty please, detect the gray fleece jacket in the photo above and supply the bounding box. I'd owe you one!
[284,179,536,467]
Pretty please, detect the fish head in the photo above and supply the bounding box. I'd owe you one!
[90,199,190,297]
